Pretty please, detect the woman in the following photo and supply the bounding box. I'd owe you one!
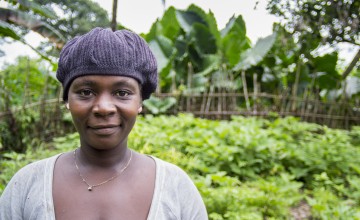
[0,28,208,220]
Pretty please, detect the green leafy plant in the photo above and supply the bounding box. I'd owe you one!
[143,96,177,114]
[1,114,360,219]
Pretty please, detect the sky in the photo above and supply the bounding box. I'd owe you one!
[0,0,278,67]
[0,0,356,67]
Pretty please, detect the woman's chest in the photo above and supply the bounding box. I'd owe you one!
[52,154,156,220]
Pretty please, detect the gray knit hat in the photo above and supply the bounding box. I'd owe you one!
[56,27,157,101]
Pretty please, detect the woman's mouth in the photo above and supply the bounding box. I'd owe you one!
[88,125,120,136]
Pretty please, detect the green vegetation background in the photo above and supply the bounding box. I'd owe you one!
[1,114,360,219]
[1,1,359,219]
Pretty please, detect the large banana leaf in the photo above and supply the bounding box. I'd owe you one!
[146,7,180,42]
[148,35,175,89]
[189,23,217,55]
[0,8,65,49]
[220,15,250,67]
[196,54,220,76]
[233,33,277,71]
[312,53,340,89]
[221,15,246,39]
[148,35,174,73]
[0,20,21,40]
[6,0,57,19]
[187,4,221,48]
[175,9,207,34]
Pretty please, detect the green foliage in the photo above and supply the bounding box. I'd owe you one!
[234,33,277,71]
[6,0,58,19]
[267,0,359,46]
[143,96,177,115]
[0,3,65,51]
[33,0,110,39]
[144,3,360,103]
[307,188,360,219]
[265,0,360,100]
[0,21,20,40]
[0,133,79,192]
[145,5,259,94]
[1,0,109,59]
[0,57,61,152]
[0,56,58,107]
[0,109,40,152]
[2,115,359,218]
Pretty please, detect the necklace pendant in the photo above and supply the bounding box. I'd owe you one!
[88,186,93,191]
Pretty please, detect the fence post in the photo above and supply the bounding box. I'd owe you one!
[241,71,250,111]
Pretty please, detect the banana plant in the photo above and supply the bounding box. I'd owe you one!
[145,4,276,95]
[0,8,65,49]
[0,0,66,62]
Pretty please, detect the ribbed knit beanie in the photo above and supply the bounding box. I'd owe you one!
[56,27,158,101]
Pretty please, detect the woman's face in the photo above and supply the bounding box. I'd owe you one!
[67,75,142,150]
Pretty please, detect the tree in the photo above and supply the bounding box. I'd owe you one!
[266,0,360,78]
[111,0,118,31]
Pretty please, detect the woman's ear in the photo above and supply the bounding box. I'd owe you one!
[65,103,70,110]
[138,105,142,114]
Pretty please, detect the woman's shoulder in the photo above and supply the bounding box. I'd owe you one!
[150,156,196,188]
[147,156,208,219]
[5,154,61,189]
[0,154,61,219]
[16,154,60,176]
[151,156,187,176]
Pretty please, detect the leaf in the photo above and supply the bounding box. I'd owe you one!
[145,20,161,42]
[187,4,221,48]
[17,0,58,19]
[148,35,175,88]
[143,97,177,114]
[0,8,65,49]
[159,7,181,41]
[313,53,338,74]
[190,23,217,55]
[174,35,187,61]
[221,32,250,67]
[148,36,174,74]
[220,15,252,67]
[175,9,207,33]
[233,33,277,71]
[0,21,21,40]
[196,54,221,76]
[221,15,246,39]
[146,7,180,42]
[312,53,340,89]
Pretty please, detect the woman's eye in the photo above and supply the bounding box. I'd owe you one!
[79,90,93,96]
[115,91,130,97]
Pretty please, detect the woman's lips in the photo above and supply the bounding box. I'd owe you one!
[88,125,120,135]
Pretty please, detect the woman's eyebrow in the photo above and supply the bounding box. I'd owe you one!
[112,80,138,90]
[72,80,97,88]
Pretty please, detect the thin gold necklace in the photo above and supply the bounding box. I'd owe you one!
[73,148,133,191]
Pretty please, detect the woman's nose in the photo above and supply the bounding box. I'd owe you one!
[92,94,116,117]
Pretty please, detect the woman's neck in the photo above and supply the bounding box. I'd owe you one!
[76,144,130,169]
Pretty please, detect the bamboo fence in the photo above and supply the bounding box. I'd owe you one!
[155,92,360,129]
[1,92,358,142]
